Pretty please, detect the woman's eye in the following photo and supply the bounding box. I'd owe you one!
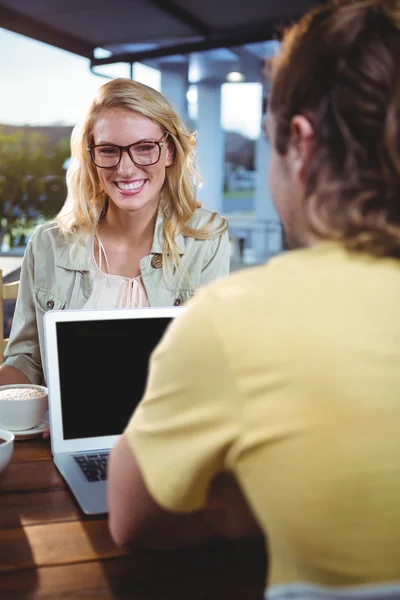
[99,146,119,156]
[135,144,156,153]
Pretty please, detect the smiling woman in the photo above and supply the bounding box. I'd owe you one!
[0,78,230,389]
[88,109,173,228]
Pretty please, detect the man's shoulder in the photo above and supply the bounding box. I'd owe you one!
[203,248,308,300]
[202,242,396,317]
[197,244,352,314]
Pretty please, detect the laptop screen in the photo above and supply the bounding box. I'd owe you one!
[55,317,172,440]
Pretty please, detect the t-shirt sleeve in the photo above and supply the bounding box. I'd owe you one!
[125,287,239,513]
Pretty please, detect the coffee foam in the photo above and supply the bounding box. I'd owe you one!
[0,388,45,401]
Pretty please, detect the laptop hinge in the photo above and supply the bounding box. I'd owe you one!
[74,448,110,454]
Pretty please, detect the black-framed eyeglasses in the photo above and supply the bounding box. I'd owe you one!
[88,134,168,169]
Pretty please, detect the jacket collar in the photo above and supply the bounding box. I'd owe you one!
[55,206,186,272]
[56,239,91,272]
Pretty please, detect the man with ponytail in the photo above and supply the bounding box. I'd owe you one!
[108,2,400,598]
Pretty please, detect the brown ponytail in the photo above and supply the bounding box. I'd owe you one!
[381,0,400,29]
[270,0,400,259]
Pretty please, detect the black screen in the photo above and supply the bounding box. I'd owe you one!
[56,317,172,439]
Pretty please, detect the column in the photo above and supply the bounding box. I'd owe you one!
[196,81,224,214]
[252,132,282,260]
[160,63,189,126]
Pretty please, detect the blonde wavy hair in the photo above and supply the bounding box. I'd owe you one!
[270,0,400,258]
[56,77,227,272]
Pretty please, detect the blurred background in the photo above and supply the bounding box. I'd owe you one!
[0,0,320,335]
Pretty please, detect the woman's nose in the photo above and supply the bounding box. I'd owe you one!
[117,149,138,173]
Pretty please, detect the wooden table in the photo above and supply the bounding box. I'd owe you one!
[0,439,267,599]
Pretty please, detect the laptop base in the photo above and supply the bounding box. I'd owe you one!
[54,452,108,515]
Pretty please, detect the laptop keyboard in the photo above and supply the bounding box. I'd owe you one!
[73,452,109,482]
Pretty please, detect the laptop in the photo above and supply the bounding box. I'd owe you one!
[43,306,185,515]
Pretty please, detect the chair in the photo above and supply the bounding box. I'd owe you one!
[0,269,20,365]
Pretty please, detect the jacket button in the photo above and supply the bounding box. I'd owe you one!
[46,300,55,310]
[173,298,181,306]
[151,254,162,269]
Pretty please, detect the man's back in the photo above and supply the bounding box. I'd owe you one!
[217,244,400,587]
[127,243,400,592]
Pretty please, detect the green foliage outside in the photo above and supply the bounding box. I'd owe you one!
[224,190,253,199]
[0,128,70,248]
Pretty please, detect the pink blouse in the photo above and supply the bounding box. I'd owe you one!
[83,236,149,309]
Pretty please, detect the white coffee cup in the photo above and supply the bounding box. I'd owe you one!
[0,428,14,475]
[0,384,48,431]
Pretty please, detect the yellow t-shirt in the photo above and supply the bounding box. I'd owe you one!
[126,243,400,592]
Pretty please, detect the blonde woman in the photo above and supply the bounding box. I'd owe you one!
[1,78,229,387]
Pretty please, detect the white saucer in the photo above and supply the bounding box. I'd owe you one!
[12,421,48,441]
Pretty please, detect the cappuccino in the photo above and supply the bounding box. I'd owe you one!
[0,388,44,401]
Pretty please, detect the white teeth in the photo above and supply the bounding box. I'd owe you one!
[117,180,145,190]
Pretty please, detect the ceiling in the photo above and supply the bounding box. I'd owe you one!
[1,0,323,82]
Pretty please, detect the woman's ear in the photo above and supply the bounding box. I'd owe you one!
[288,115,314,182]
[165,138,175,167]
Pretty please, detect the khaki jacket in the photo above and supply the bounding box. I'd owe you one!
[4,207,230,384]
